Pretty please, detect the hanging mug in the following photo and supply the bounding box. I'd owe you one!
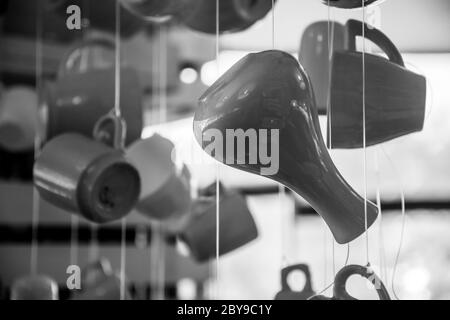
[310,264,390,300]
[127,134,192,222]
[328,19,426,149]
[179,184,258,262]
[299,21,346,115]
[42,38,143,146]
[193,50,378,244]
[0,86,39,152]
[10,275,59,300]
[34,132,141,223]
[71,258,130,300]
[181,0,276,34]
[274,264,316,300]
[321,0,383,9]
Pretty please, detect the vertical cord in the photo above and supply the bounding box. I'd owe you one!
[326,3,337,278]
[362,0,370,266]
[30,0,43,276]
[272,0,287,269]
[381,146,406,300]
[322,224,328,288]
[114,0,122,119]
[156,25,168,300]
[214,0,220,300]
[115,0,127,300]
[374,149,387,283]
[148,25,159,301]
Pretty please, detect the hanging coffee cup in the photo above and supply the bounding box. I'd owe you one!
[299,21,346,115]
[127,134,192,222]
[42,38,143,146]
[178,183,258,262]
[274,264,315,300]
[10,275,59,300]
[321,0,383,9]
[71,258,130,300]
[328,19,426,149]
[34,119,141,223]
[181,0,276,34]
[0,86,39,152]
[310,264,390,300]
[193,50,378,244]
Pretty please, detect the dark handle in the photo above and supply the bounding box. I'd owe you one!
[58,37,116,78]
[93,112,127,150]
[333,265,391,300]
[346,19,405,67]
[281,264,313,293]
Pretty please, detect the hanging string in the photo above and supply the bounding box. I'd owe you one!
[308,243,350,300]
[30,0,44,276]
[214,0,221,300]
[380,146,406,300]
[114,0,127,300]
[361,0,370,267]
[322,224,328,288]
[374,149,387,283]
[155,24,168,300]
[326,2,337,279]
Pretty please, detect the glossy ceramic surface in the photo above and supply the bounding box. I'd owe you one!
[310,264,390,300]
[274,264,315,300]
[328,19,426,149]
[34,133,141,223]
[193,50,378,244]
[179,185,258,262]
[299,21,345,115]
[127,134,192,222]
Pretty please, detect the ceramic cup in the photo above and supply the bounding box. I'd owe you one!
[71,258,130,300]
[179,184,258,262]
[0,86,39,152]
[328,19,426,148]
[42,38,143,146]
[127,134,192,221]
[299,21,346,114]
[34,133,141,223]
[193,50,378,244]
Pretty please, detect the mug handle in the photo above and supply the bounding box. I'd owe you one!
[281,264,314,294]
[93,111,127,150]
[333,265,391,300]
[58,37,116,78]
[345,19,405,67]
